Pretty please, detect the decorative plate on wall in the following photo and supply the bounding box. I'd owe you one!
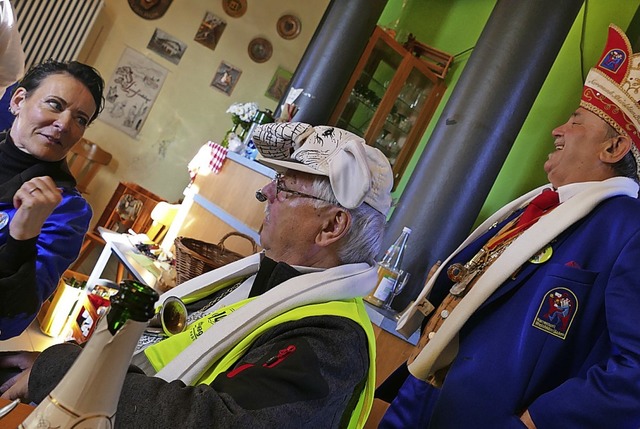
[248,37,273,63]
[277,14,301,40]
[128,0,173,20]
[222,0,247,18]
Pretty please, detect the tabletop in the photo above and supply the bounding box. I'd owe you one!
[86,227,167,291]
[0,398,33,428]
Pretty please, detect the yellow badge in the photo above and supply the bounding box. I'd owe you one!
[530,245,553,264]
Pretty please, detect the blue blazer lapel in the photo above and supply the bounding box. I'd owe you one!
[478,222,579,310]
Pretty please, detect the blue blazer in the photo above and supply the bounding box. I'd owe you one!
[385,194,640,428]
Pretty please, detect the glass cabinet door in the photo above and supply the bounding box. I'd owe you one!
[335,38,404,137]
[373,67,436,167]
[330,27,449,189]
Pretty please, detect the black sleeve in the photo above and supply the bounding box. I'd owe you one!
[30,316,370,429]
[0,236,38,316]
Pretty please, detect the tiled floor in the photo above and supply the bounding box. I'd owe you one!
[0,243,119,352]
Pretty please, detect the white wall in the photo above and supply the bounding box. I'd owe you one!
[77,0,329,227]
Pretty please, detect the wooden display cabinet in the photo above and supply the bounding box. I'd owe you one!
[330,27,452,188]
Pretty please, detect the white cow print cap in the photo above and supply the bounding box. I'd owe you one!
[253,122,393,216]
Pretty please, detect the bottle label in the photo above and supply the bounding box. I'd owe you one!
[373,276,396,301]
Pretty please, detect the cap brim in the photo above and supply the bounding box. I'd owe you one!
[256,154,329,177]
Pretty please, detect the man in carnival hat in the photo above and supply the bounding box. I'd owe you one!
[380,24,640,428]
[0,123,393,428]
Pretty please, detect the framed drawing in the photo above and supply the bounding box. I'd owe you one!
[194,11,227,51]
[147,28,187,65]
[101,47,168,137]
[211,61,242,95]
[265,67,293,101]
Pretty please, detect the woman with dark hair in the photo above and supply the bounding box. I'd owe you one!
[0,59,105,340]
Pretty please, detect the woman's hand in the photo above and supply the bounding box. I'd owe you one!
[0,351,40,401]
[10,176,62,240]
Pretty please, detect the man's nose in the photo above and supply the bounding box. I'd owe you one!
[551,124,564,138]
[256,180,276,203]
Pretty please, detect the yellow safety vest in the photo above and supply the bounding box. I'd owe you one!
[145,297,376,429]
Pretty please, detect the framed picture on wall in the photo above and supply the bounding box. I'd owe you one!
[147,28,187,65]
[211,61,242,95]
[265,67,293,101]
[101,47,168,137]
[194,11,227,51]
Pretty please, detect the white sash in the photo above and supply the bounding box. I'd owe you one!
[401,177,638,380]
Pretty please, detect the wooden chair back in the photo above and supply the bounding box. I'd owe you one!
[67,138,113,194]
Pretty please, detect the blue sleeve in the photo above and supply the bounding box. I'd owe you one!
[35,190,92,302]
[0,189,91,339]
[528,228,640,428]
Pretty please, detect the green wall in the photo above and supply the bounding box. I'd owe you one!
[381,0,640,227]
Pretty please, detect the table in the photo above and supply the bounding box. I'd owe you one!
[86,227,166,291]
[0,398,34,427]
[363,303,419,429]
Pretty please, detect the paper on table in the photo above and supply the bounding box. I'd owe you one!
[129,253,162,277]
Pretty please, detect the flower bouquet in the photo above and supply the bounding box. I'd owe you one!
[221,102,259,147]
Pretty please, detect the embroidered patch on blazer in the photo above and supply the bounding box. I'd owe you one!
[532,287,578,339]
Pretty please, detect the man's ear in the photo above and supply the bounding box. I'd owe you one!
[316,207,351,247]
[600,134,632,164]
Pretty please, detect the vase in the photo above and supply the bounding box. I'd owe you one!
[221,122,248,148]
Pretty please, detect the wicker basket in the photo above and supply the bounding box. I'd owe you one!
[174,232,258,285]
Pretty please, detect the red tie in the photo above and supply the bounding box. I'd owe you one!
[519,188,560,226]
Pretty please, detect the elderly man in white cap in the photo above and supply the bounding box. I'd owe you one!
[0,123,393,429]
[380,23,640,429]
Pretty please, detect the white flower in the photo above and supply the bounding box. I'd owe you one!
[226,102,259,122]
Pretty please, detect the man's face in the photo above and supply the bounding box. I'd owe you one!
[544,107,613,187]
[259,170,333,266]
[9,73,96,162]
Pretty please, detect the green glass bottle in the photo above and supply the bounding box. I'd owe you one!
[20,280,159,428]
[106,280,159,334]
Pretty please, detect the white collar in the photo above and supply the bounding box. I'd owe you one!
[556,177,639,203]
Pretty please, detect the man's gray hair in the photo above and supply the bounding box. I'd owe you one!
[311,176,386,265]
[605,124,638,183]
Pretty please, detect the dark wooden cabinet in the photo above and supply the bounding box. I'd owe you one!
[330,27,452,188]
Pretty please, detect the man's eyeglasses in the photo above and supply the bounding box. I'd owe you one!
[255,174,334,204]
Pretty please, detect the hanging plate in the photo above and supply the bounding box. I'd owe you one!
[248,37,273,63]
[222,0,247,18]
[277,14,301,40]
[128,0,173,20]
